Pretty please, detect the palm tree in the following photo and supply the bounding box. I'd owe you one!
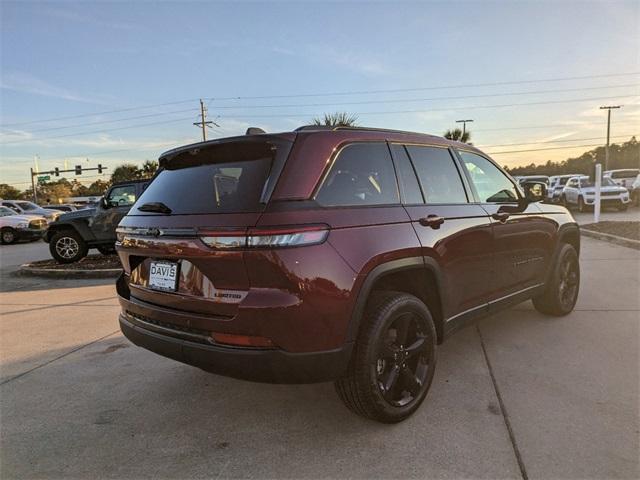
[311,112,359,127]
[141,160,159,178]
[443,128,472,144]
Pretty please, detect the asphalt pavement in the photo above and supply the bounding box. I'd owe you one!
[0,236,638,479]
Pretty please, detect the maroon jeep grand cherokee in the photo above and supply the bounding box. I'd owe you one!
[116,126,580,422]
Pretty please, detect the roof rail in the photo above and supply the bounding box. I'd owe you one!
[294,125,335,131]
[295,125,439,137]
[334,126,432,136]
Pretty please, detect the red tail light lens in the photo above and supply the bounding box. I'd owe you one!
[199,225,329,249]
[212,332,274,348]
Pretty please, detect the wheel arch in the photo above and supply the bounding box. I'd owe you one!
[543,223,581,285]
[45,222,91,243]
[347,257,447,345]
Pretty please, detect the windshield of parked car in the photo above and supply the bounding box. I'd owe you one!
[15,201,39,211]
[0,206,16,216]
[581,178,617,188]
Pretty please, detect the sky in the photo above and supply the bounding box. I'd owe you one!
[1,0,639,189]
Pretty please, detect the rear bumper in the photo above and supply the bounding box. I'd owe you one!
[119,312,353,384]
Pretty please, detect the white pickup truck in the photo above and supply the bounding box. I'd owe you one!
[0,206,48,244]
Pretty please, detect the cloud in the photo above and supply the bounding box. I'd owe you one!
[1,72,111,105]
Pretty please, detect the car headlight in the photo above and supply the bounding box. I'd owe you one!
[16,222,28,229]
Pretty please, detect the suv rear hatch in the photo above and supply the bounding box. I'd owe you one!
[117,135,293,318]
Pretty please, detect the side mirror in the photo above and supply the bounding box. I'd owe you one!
[521,181,547,203]
[100,196,110,209]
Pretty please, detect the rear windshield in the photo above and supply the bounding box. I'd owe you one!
[132,139,291,215]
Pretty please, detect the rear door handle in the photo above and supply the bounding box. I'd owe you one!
[491,212,510,222]
[418,215,445,229]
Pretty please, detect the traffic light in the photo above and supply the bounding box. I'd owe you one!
[75,165,82,175]
[54,167,60,177]
[97,164,103,174]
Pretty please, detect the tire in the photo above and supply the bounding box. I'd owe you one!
[49,229,88,264]
[578,196,586,213]
[97,244,116,255]
[335,292,437,423]
[1,227,17,245]
[533,243,580,316]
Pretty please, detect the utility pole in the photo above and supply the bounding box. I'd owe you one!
[193,99,213,142]
[456,119,474,138]
[599,105,621,171]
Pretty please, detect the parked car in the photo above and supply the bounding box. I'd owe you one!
[44,179,150,263]
[630,174,640,206]
[115,126,580,423]
[604,169,640,189]
[1,200,62,223]
[43,204,77,212]
[0,206,48,244]
[547,174,581,203]
[517,175,549,186]
[562,175,630,212]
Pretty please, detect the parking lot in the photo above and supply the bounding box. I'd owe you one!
[0,233,638,479]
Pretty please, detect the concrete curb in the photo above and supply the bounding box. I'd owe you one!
[17,263,122,279]
[581,229,640,251]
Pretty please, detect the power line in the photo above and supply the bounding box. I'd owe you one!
[216,94,638,119]
[1,116,196,145]
[0,98,199,128]
[479,133,637,148]
[22,108,199,134]
[206,83,638,110]
[208,71,640,101]
[2,93,635,146]
[2,71,638,128]
[6,83,635,136]
[487,143,605,154]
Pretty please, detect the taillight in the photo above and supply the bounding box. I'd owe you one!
[212,332,274,348]
[199,225,329,249]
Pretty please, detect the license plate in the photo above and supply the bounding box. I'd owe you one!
[149,261,179,292]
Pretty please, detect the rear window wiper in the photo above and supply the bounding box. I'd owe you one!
[138,202,172,214]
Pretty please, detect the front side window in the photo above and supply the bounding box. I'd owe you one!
[458,151,519,203]
[107,185,137,207]
[405,146,468,204]
[315,143,399,206]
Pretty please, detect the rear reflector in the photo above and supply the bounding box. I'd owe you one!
[212,332,274,348]
[199,225,329,249]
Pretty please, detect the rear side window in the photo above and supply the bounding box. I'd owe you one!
[390,144,423,204]
[133,140,289,215]
[458,151,518,203]
[405,146,468,204]
[315,143,399,206]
